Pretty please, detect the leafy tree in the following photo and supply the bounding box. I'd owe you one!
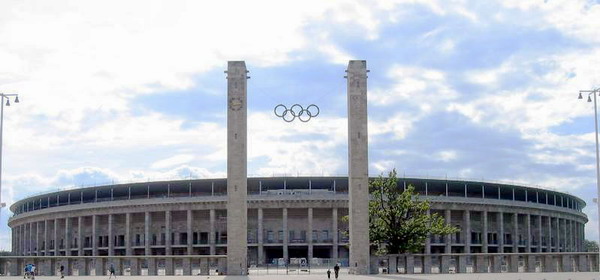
[584,239,599,252]
[369,169,458,255]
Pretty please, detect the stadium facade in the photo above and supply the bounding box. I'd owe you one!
[8,177,588,265]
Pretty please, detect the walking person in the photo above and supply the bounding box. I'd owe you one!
[24,263,31,279]
[59,264,65,279]
[333,263,340,279]
[108,263,117,279]
[327,268,331,279]
[30,264,36,280]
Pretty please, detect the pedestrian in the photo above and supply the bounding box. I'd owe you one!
[24,263,31,279]
[59,264,65,279]
[333,263,340,279]
[108,263,116,279]
[30,264,36,280]
[327,268,331,279]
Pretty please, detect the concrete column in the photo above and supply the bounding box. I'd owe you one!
[556,218,561,251]
[513,213,518,252]
[108,214,114,256]
[425,209,431,254]
[182,258,191,275]
[21,224,25,255]
[544,255,556,272]
[187,209,193,254]
[226,60,248,275]
[332,207,338,260]
[526,214,531,252]
[537,215,542,252]
[65,217,72,256]
[209,209,216,255]
[346,59,370,274]
[388,256,397,274]
[526,255,535,272]
[569,220,574,252]
[44,220,49,256]
[145,212,151,255]
[561,254,572,272]
[464,210,471,253]
[92,215,98,256]
[165,258,174,275]
[509,255,519,272]
[308,208,313,261]
[498,212,504,252]
[257,208,264,264]
[475,255,488,273]
[441,255,450,273]
[283,208,289,261]
[78,216,83,256]
[445,209,452,253]
[29,222,33,255]
[483,211,488,253]
[562,219,568,252]
[547,216,552,252]
[458,255,467,273]
[36,222,40,255]
[165,210,171,255]
[125,213,132,256]
[54,219,59,256]
[200,258,209,275]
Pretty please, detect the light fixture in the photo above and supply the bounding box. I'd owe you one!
[5,99,9,106]
[14,96,19,103]
[588,95,592,102]
[579,92,583,99]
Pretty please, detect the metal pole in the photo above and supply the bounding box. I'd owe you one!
[593,91,600,266]
[0,95,4,219]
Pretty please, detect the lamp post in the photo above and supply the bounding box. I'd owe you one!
[578,89,600,265]
[0,93,19,226]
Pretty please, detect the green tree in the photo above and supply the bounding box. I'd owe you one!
[584,239,599,252]
[369,169,458,255]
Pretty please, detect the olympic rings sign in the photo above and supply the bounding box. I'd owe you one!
[274,104,320,122]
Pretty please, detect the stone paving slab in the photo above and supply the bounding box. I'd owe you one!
[2,273,599,280]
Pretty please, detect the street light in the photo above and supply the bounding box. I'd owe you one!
[578,88,600,264]
[0,93,19,224]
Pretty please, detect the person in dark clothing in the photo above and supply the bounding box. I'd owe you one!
[59,265,64,279]
[108,263,116,279]
[333,264,340,279]
[327,269,331,279]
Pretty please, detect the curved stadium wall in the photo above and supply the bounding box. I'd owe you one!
[8,177,588,265]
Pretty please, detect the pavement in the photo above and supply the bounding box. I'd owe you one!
[2,273,599,280]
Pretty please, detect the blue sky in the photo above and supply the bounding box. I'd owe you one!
[1,0,600,250]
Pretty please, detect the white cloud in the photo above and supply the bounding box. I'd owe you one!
[151,154,195,169]
[371,65,458,106]
[438,150,458,162]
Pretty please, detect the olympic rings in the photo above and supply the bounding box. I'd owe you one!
[274,104,320,122]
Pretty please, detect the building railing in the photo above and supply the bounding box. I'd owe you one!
[378,252,599,274]
[0,252,596,276]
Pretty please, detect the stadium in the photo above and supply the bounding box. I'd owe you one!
[1,61,598,276]
[4,176,591,275]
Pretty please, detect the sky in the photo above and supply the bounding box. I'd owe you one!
[0,0,600,250]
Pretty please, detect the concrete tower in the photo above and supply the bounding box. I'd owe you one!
[226,61,248,275]
[347,60,370,274]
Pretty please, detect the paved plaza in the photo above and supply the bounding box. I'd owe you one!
[2,273,599,280]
